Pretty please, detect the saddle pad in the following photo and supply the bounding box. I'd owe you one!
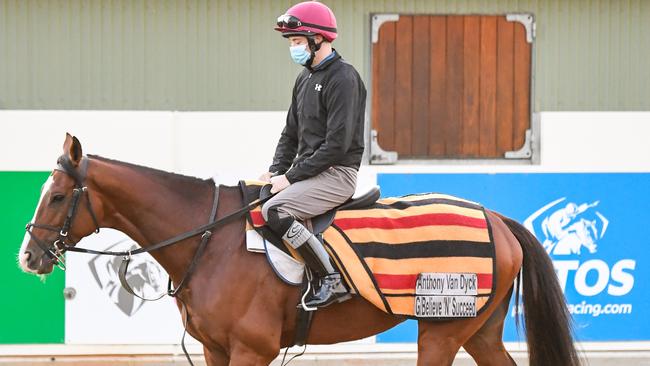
[240,180,329,263]
[239,181,496,320]
[322,193,496,320]
[240,180,306,268]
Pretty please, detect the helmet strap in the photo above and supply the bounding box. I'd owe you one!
[306,36,323,69]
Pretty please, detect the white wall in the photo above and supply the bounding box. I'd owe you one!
[4,110,648,235]
[540,112,650,171]
[3,111,648,176]
[0,110,288,184]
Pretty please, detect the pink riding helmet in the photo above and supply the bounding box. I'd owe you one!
[275,1,338,42]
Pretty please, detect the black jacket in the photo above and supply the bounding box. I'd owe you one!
[269,52,366,183]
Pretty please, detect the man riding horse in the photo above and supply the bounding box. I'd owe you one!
[259,1,366,308]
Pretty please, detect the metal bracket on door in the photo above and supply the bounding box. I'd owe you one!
[504,14,536,160]
[371,14,399,43]
[369,14,400,164]
[504,111,540,161]
[370,130,398,164]
[506,13,536,43]
[505,129,533,159]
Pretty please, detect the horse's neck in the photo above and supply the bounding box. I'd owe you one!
[89,158,216,281]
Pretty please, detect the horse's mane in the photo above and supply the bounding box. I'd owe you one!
[88,155,216,198]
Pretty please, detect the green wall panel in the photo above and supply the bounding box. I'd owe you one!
[0,172,65,344]
[1,0,649,111]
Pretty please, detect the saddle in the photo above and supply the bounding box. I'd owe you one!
[259,184,382,236]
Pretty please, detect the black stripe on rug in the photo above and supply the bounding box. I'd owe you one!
[352,241,493,259]
[371,198,483,211]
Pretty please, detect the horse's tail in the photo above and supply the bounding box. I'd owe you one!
[499,214,581,366]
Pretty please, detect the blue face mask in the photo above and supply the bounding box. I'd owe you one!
[289,44,311,65]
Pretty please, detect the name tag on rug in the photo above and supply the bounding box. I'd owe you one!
[414,295,477,318]
[414,273,478,318]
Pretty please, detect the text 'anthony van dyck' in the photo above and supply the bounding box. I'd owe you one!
[416,273,478,296]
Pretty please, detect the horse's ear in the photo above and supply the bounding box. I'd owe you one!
[63,133,83,167]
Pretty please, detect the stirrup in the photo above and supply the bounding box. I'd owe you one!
[304,289,351,308]
[303,274,351,308]
[299,270,317,312]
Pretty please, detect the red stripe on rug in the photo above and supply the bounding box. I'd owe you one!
[477,273,493,289]
[251,211,266,227]
[375,273,418,290]
[375,273,493,290]
[334,213,486,230]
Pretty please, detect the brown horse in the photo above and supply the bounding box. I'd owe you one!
[18,134,580,366]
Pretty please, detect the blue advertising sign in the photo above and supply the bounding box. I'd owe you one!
[375,173,649,343]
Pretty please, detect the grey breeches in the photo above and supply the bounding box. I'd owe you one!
[261,166,357,232]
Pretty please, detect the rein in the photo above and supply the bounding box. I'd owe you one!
[25,155,273,288]
[65,190,270,259]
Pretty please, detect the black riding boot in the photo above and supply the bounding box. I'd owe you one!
[282,221,351,308]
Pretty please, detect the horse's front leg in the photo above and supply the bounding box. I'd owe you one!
[226,307,283,366]
[228,343,278,366]
[204,345,229,366]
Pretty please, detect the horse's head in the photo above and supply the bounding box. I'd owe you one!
[571,218,598,254]
[18,134,102,275]
[580,219,599,254]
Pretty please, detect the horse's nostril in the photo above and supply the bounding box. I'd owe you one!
[24,251,32,262]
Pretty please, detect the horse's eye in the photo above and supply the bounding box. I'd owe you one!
[51,194,65,203]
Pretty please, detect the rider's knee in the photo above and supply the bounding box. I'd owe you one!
[265,205,294,234]
[261,201,272,222]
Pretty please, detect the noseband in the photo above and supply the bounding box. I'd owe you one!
[24,156,100,270]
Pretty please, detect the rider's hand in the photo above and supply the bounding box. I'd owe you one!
[259,171,274,183]
[270,174,291,194]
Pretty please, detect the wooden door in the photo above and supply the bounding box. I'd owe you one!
[371,15,532,159]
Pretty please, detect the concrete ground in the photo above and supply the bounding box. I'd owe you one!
[3,343,650,365]
[2,350,650,366]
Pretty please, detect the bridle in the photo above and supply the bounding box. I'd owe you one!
[24,155,100,270]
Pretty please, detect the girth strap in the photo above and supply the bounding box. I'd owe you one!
[293,274,315,347]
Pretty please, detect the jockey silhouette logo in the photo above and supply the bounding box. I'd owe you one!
[524,198,609,256]
[88,239,166,316]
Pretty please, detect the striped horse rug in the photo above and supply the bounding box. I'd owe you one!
[241,181,496,320]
